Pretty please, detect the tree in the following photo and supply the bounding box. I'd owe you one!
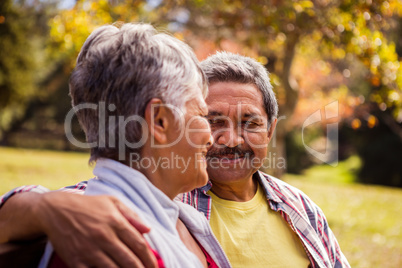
[0,0,60,143]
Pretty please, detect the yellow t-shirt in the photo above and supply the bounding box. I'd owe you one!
[208,184,310,268]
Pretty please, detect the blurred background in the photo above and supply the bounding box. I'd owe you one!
[0,0,401,266]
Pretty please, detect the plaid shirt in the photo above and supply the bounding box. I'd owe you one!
[0,171,349,268]
[181,171,350,268]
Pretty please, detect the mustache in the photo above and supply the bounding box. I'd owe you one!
[206,146,254,158]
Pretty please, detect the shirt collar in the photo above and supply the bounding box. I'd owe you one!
[199,171,284,204]
[254,171,284,203]
[198,180,213,193]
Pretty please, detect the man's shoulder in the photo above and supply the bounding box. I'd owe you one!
[257,171,321,212]
[259,172,350,267]
[257,171,305,198]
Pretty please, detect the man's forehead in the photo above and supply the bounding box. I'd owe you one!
[207,81,260,97]
[207,102,265,117]
[205,81,267,118]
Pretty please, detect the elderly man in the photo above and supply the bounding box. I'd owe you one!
[0,50,350,267]
[183,52,349,267]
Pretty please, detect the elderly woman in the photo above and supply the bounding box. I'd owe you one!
[38,23,230,268]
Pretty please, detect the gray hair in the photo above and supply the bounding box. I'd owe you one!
[70,23,207,162]
[200,51,278,125]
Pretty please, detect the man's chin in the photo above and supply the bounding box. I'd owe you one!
[206,157,257,181]
[207,168,255,184]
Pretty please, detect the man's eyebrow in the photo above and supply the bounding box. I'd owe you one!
[243,113,263,119]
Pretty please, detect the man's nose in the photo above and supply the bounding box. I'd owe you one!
[215,126,244,148]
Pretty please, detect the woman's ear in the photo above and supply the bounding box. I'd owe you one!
[145,98,169,144]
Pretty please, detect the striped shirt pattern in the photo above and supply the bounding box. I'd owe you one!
[0,183,86,209]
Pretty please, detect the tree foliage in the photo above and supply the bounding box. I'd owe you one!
[43,0,402,125]
[2,0,402,183]
[0,0,36,136]
[158,0,402,121]
[47,0,150,68]
[0,0,59,140]
[149,0,402,177]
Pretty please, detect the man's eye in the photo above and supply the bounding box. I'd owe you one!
[241,121,266,133]
[242,121,258,127]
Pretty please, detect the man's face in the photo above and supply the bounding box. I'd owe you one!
[206,82,273,183]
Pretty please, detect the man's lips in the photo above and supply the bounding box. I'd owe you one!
[220,154,243,160]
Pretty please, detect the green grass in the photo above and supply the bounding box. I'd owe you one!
[283,160,402,267]
[1,147,401,267]
[295,155,362,184]
[0,146,93,194]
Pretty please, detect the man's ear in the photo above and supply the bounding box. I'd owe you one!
[145,98,170,144]
[267,118,277,143]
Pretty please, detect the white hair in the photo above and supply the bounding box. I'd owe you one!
[70,23,207,162]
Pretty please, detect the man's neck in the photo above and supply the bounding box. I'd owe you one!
[210,175,258,202]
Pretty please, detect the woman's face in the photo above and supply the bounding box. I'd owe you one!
[165,90,213,194]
